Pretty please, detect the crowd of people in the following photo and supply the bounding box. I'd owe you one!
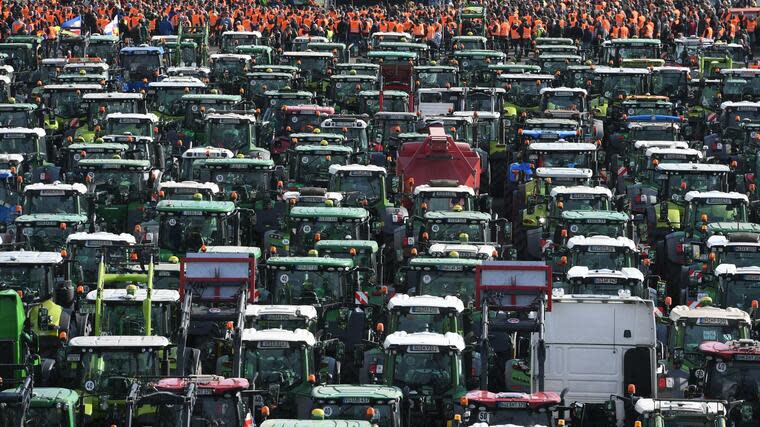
[0,0,758,55]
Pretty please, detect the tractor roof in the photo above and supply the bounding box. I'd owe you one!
[155,200,236,214]
[499,73,555,81]
[0,251,62,264]
[566,266,645,282]
[241,328,316,346]
[181,94,242,102]
[315,239,379,252]
[15,213,88,223]
[634,140,689,150]
[561,210,630,221]
[527,142,597,152]
[714,264,760,276]
[720,101,760,110]
[43,83,102,91]
[328,164,387,176]
[66,232,136,245]
[202,246,261,258]
[265,256,354,269]
[69,335,170,348]
[413,185,476,196]
[198,158,274,169]
[293,144,354,153]
[428,243,497,259]
[25,182,87,193]
[424,210,491,221]
[157,376,250,395]
[655,163,730,173]
[669,305,751,323]
[465,391,562,407]
[387,294,464,312]
[0,127,45,137]
[634,399,726,416]
[157,181,220,193]
[566,235,637,251]
[289,206,369,219]
[539,86,587,95]
[205,112,256,122]
[245,304,318,320]
[24,387,80,406]
[652,66,691,73]
[82,92,143,101]
[0,153,23,163]
[683,191,748,203]
[223,30,263,37]
[210,53,251,61]
[86,288,180,302]
[181,147,235,159]
[67,143,128,151]
[645,147,702,159]
[383,331,465,351]
[550,185,612,198]
[77,158,152,169]
[535,167,593,179]
[451,111,500,120]
[311,384,404,400]
[105,112,159,122]
[698,339,760,358]
[593,66,651,75]
[148,77,206,88]
[407,257,482,267]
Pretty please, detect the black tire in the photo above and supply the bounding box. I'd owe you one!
[513,221,527,260]
[490,160,507,197]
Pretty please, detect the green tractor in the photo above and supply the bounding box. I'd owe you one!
[153,199,239,261]
[0,102,43,128]
[146,76,206,121]
[246,71,295,107]
[631,399,728,427]
[314,239,386,304]
[87,34,120,65]
[449,50,505,86]
[13,182,88,252]
[178,93,242,145]
[645,164,730,242]
[0,290,35,381]
[75,92,146,143]
[287,144,353,189]
[79,158,154,234]
[413,65,459,89]
[60,141,127,180]
[589,67,651,124]
[658,305,751,398]
[62,335,171,425]
[328,74,377,114]
[41,83,103,137]
[0,378,80,427]
[546,235,642,288]
[64,231,136,290]
[202,113,260,156]
[209,53,251,95]
[379,331,467,426]
[398,255,481,309]
[599,38,662,67]
[266,206,370,256]
[310,384,403,427]
[714,264,760,312]
[240,328,321,419]
[245,304,318,332]
[235,44,274,65]
[617,144,699,208]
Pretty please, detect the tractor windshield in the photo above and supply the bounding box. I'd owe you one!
[571,247,635,270]
[416,193,473,213]
[541,92,584,111]
[564,221,625,238]
[363,96,408,115]
[49,90,86,118]
[272,269,346,304]
[554,194,609,211]
[617,45,658,59]
[412,269,476,305]
[107,119,152,137]
[207,122,252,152]
[652,73,687,98]
[395,310,451,333]
[392,349,454,394]
[293,153,350,186]
[70,244,131,284]
[321,403,395,427]
[718,246,760,267]
[652,414,724,427]
[80,350,159,392]
[570,279,643,297]
[425,221,487,242]
[682,321,740,352]
[88,100,137,124]
[293,219,362,248]
[156,88,191,116]
[692,201,746,227]
[722,277,760,311]
[26,192,78,214]
[474,120,498,147]
[26,407,69,426]
[699,85,721,110]
[0,135,37,155]
[243,343,304,389]
[505,80,544,106]
[0,110,34,127]
[482,407,553,427]
[87,169,146,198]
[705,360,760,402]
[200,168,270,198]
[335,175,383,204]
[158,214,226,253]
[624,103,674,117]
[600,74,646,97]
[100,302,173,337]
[533,150,592,168]
[123,54,161,80]
[192,396,241,426]
[22,224,72,251]
[0,264,51,300]
[416,70,457,88]
[664,174,723,200]
[134,401,183,427]
[464,93,497,112]
[629,125,679,141]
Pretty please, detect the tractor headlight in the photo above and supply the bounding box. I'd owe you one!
[538,217,546,225]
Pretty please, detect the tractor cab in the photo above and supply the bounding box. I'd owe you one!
[548,235,639,282]
[288,144,353,188]
[417,209,494,249]
[328,74,377,113]
[209,53,250,85]
[282,206,370,256]
[310,385,403,427]
[154,200,238,260]
[0,127,47,165]
[371,112,418,150]
[450,50,504,84]
[157,181,220,201]
[193,157,276,203]
[714,264,760,312]
[15,182,87,251]
[401,256,481,306]
[203,113,258,155]
[37,58,68,86]
[146,77,206,119]
[84,286,179,338]
[87,35,120,65]
[328,164,388,209]
[244,304,318,331]
[320,116,371,155]
[179,94,242,144]
[357,90,409,115]
[78,158,153,233]
[558,210,630,241]
[79,92,146,142]
[179,147,234,181]
[42,83,103,130]
[452,36,488,51]
[413,65,459,89]
[456,391,560,427]
[525,142,598,172]
[535,54,581,76]
[282,189,343,208]
[314,239,382,295]
[281,51,333,90]
[386,294,464,335]
[240,328,317,419]
[696,339,760,424]
[674,36,713,66]
[499,73,556,114]
[235,45,274,66]
[600,38,662,66]
[220,30,262,54]
[64,335,170,424]
[65,232,135,287]
[381,331,466,419]
[410,184,478,217]
[119,46,165,91]
[564,265,647,298]
[102,112,158,143]
[263,256,355,307]
[539,87,589,116]
[651,67,690,101]
[292,35,328,52]
[0,103,41,128]
[0,384,80,427]
[246,71,295,105]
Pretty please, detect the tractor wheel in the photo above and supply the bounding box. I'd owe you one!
[490,160,507,197]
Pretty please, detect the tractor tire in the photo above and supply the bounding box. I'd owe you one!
[490,160,507,197]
